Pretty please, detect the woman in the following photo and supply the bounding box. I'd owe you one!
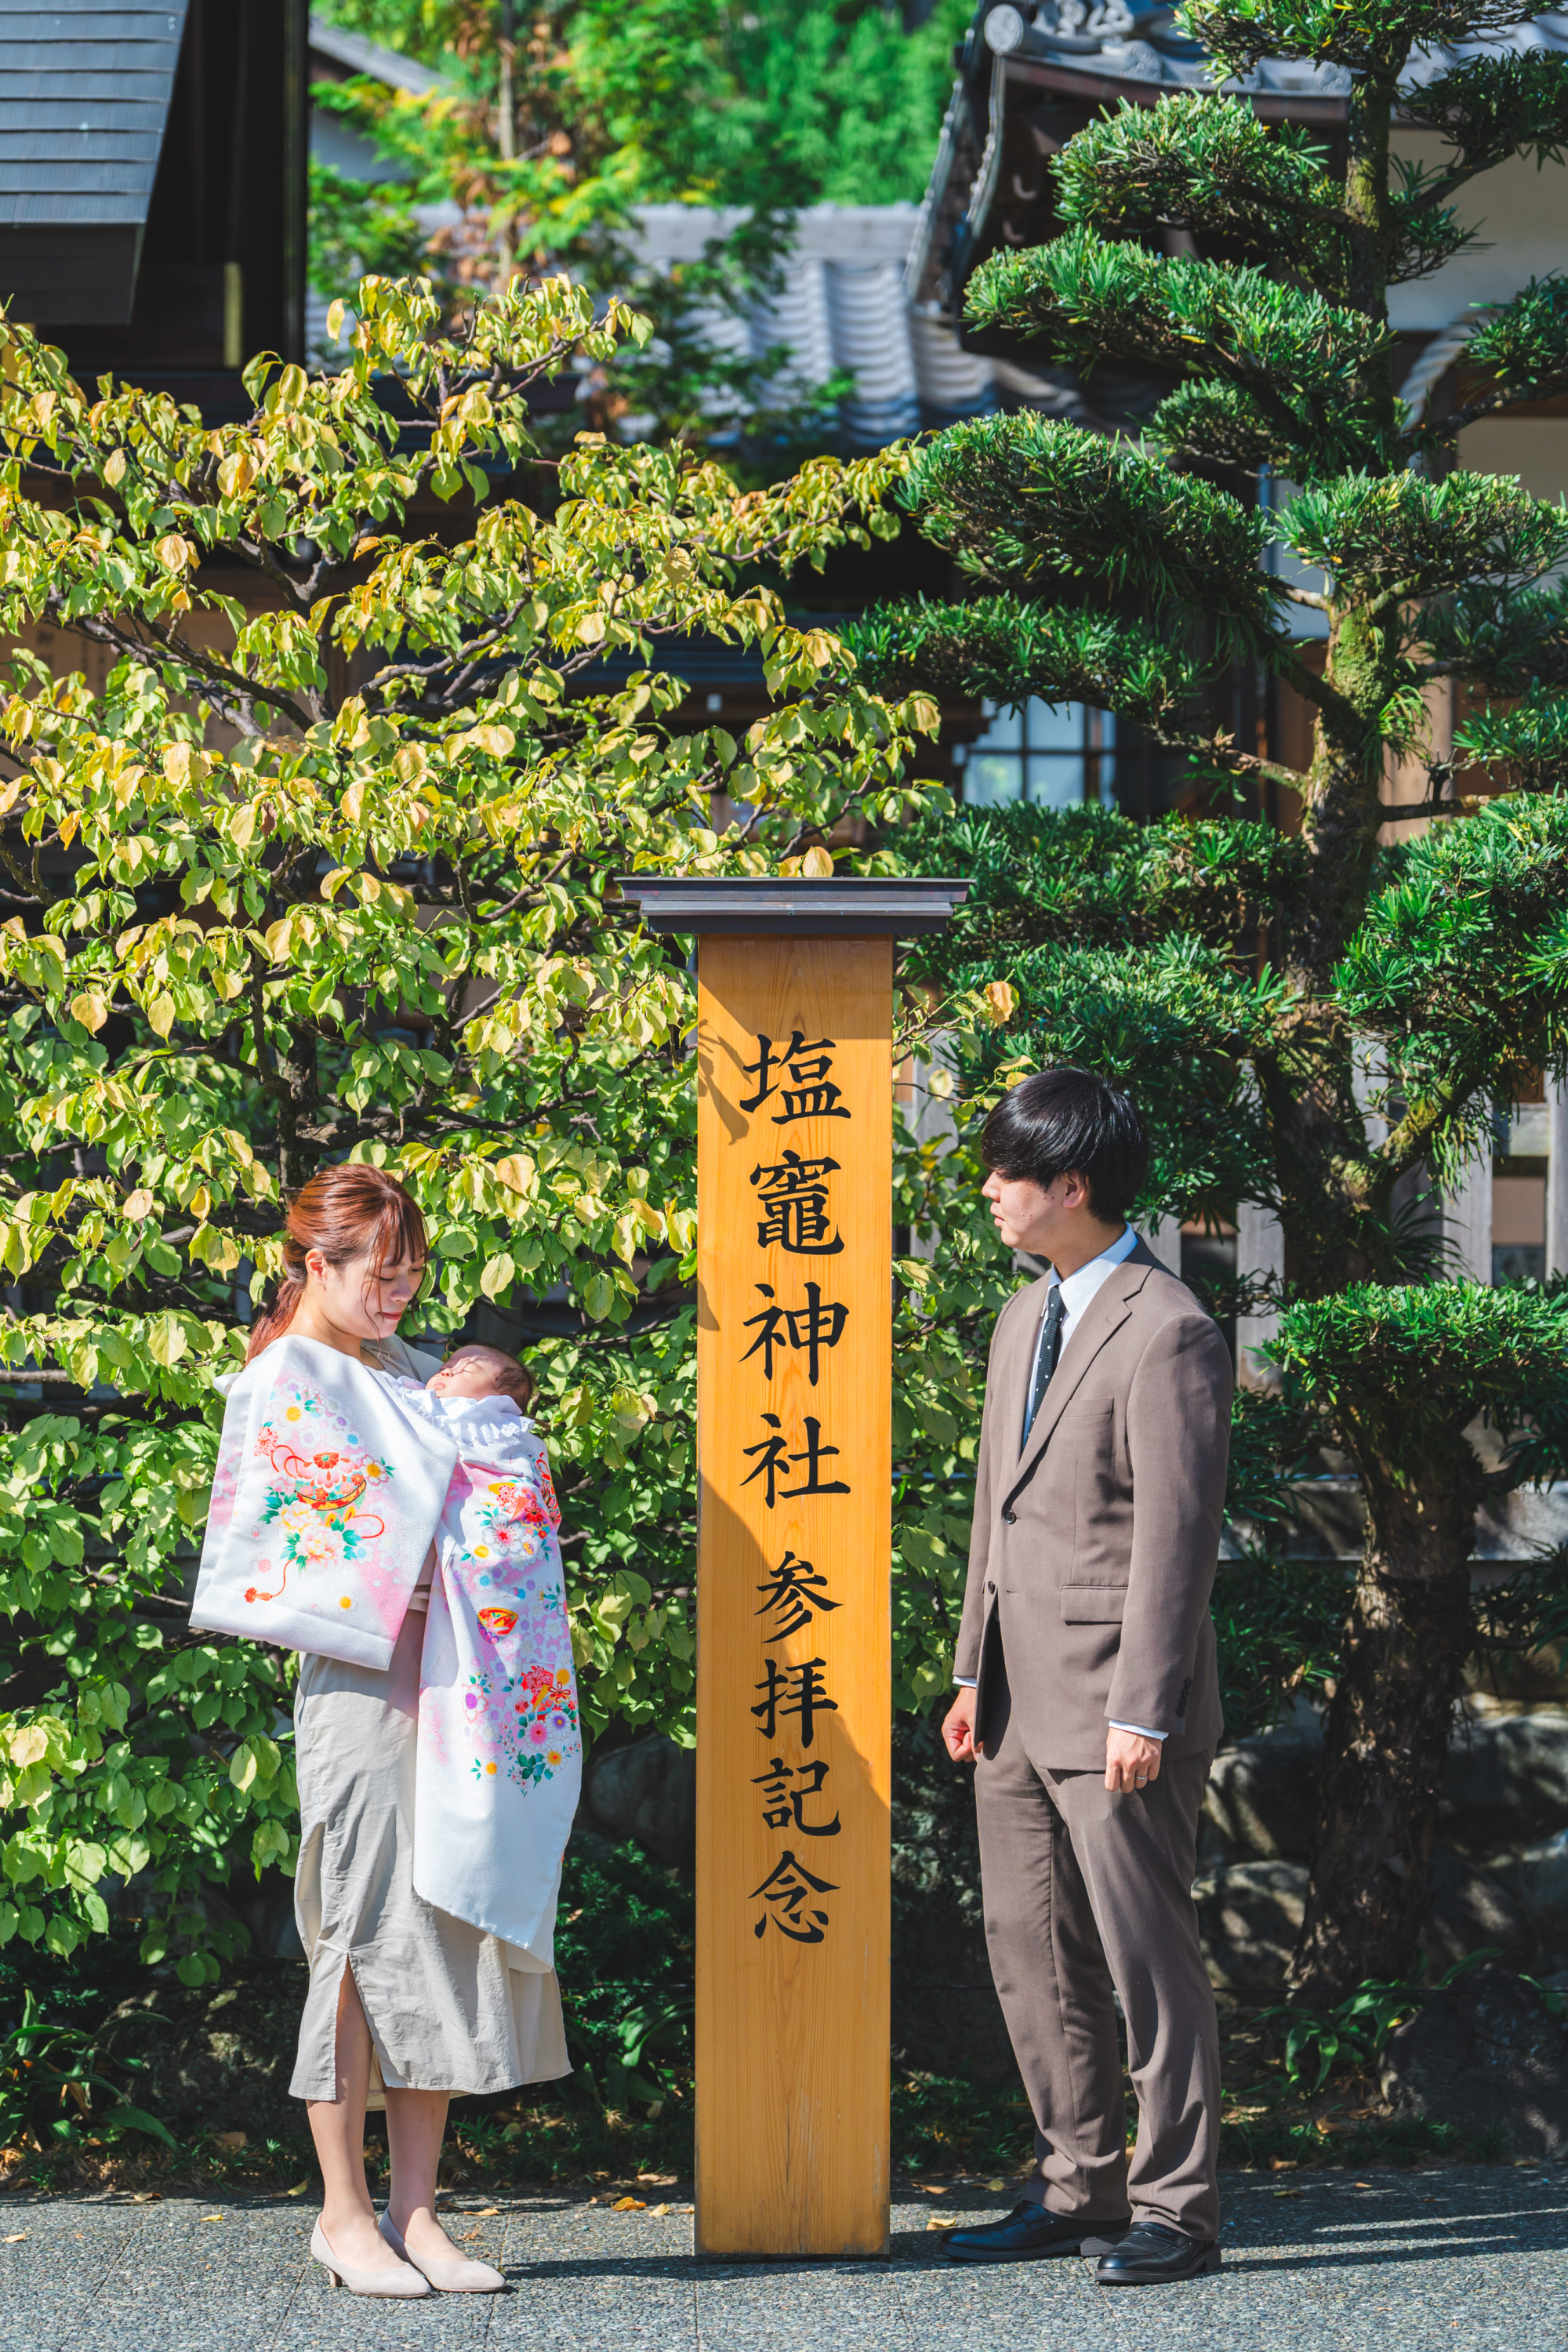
[249,1166,568,2298]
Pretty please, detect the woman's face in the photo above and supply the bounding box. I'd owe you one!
[304,1244,424,1343]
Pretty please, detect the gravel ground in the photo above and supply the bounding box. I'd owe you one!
[0,2168,1563,2352]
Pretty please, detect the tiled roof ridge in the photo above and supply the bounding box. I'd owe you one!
[976,0,1568,96]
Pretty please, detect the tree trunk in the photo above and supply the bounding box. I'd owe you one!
[1288,1447,1483,2002]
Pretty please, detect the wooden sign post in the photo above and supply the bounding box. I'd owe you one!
[619,879,966,2260]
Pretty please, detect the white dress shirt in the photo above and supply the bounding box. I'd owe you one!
[955,1224,1166,1741]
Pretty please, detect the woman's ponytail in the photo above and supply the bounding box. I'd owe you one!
[245,1254,307,1362]
[245,1166,426,1363]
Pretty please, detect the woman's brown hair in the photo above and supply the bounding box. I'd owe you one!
[246,1165,428,1362]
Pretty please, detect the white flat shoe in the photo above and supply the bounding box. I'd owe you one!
[310,2216,430,2296]
[380,2209,506,2292]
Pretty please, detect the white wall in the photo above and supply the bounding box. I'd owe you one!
[1236,1202,1285,1388]
[1458,418,1568,501]
[1442,1141,1494,1285]
[1142,1214,1183,1276]
[1388,136,1568,334]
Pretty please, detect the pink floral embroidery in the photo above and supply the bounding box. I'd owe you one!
[243,1385,393,1607]
[448,1461,579,1788]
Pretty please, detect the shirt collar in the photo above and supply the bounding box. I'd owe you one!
[1049,1222,1138,1321]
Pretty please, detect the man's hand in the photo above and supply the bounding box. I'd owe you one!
[1105,1727,1162,1795]
[943,1686,982,1764]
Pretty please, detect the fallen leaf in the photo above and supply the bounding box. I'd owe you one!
[1353,2181,1373,2189]
[926,2217,956,2232]
[923,2184,947,2195]
[612,2197,646,2212]
[651,2203,670,2217]
[211,2131,247,2151]
[1273,2188,1304,2198]
[199,2213,223,2223]
[285,2182,309,2198]
[1269,2158,1298,2172]
[3,2231,26,2242]
[985,2179,1005,2192]
[473,2205,499,2216]
[131,2193,162,2205]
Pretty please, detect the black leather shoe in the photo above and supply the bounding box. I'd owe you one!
[1094,2220,1221,2284]
[943,2201,1128,2263]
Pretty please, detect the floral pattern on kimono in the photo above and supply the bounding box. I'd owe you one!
[246,1382,394,1606]
[447,1467,580,1789]
[405,1392,583,1965]
[191,1336,458,1673]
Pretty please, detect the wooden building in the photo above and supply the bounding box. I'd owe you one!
[0,0,308,408]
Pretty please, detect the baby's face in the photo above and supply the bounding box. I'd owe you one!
[428,1348,513,1400]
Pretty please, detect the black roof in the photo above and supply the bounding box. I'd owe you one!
[0,1,190,325]
[0,5,187,230]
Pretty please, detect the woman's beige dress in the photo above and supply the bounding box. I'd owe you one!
[288,1335,570,2108]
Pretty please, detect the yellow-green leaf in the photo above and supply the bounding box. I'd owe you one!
[479,1250,515,1300]
[147,1313,188,1368]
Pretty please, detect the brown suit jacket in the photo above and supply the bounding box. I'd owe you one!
[954,1239,1232,1769]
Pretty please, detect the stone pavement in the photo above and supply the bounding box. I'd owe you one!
[0,2167,1564,2352]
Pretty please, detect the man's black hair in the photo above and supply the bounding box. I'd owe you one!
[980,1068,1149,1223]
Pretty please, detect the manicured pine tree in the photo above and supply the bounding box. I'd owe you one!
[854,0,1568,1998]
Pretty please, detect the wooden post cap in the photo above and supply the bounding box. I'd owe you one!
[615,876,968,936]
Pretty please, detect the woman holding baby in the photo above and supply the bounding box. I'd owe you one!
[209,1164,572,2298]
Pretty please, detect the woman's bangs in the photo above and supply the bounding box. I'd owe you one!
[369,1187,427,1283]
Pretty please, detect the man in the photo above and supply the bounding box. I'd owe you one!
[941,1068,1231,2286]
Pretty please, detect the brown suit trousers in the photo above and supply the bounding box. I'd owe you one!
[976,1654,1220,2234]
[962,1241,1230,2235]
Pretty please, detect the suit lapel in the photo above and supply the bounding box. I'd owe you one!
[1007,1243,1157,1495]
[994,1277,1047,1466]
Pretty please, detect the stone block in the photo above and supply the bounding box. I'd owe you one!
[1490,1825,1568,1950]
[1202,1739,1322,1862]
[96,1963,308,2139]
[1193,1859,1308,1991]
[1439,1711,1568,1853]
[891,1716,1020,2085]
[1380,1964,1568,2158]
[1421,1846,1529,1968]
[579,1734,696,1871]
[1204,1709,1568,1872]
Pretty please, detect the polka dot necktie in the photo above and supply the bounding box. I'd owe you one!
[1022,1285,1065,1448]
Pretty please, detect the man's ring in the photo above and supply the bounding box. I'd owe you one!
[1134,1774,1148,1788]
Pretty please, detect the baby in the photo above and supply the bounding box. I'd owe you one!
[425,1341,535,1415]
[401,1333,578,1967]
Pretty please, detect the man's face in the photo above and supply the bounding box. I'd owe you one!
[982,1167,1090,1261]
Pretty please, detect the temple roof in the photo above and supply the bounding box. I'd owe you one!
[968,0,1568,104]
[908,0,1568,340]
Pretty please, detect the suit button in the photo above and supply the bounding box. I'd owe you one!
[985,1581,996,1595]
[1002,1508,1016,1524]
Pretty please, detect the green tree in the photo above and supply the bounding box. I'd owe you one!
[0,271,964,1978]
[308,2,915,471]
[311,0,970,218]
[852,12,1568,1997]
